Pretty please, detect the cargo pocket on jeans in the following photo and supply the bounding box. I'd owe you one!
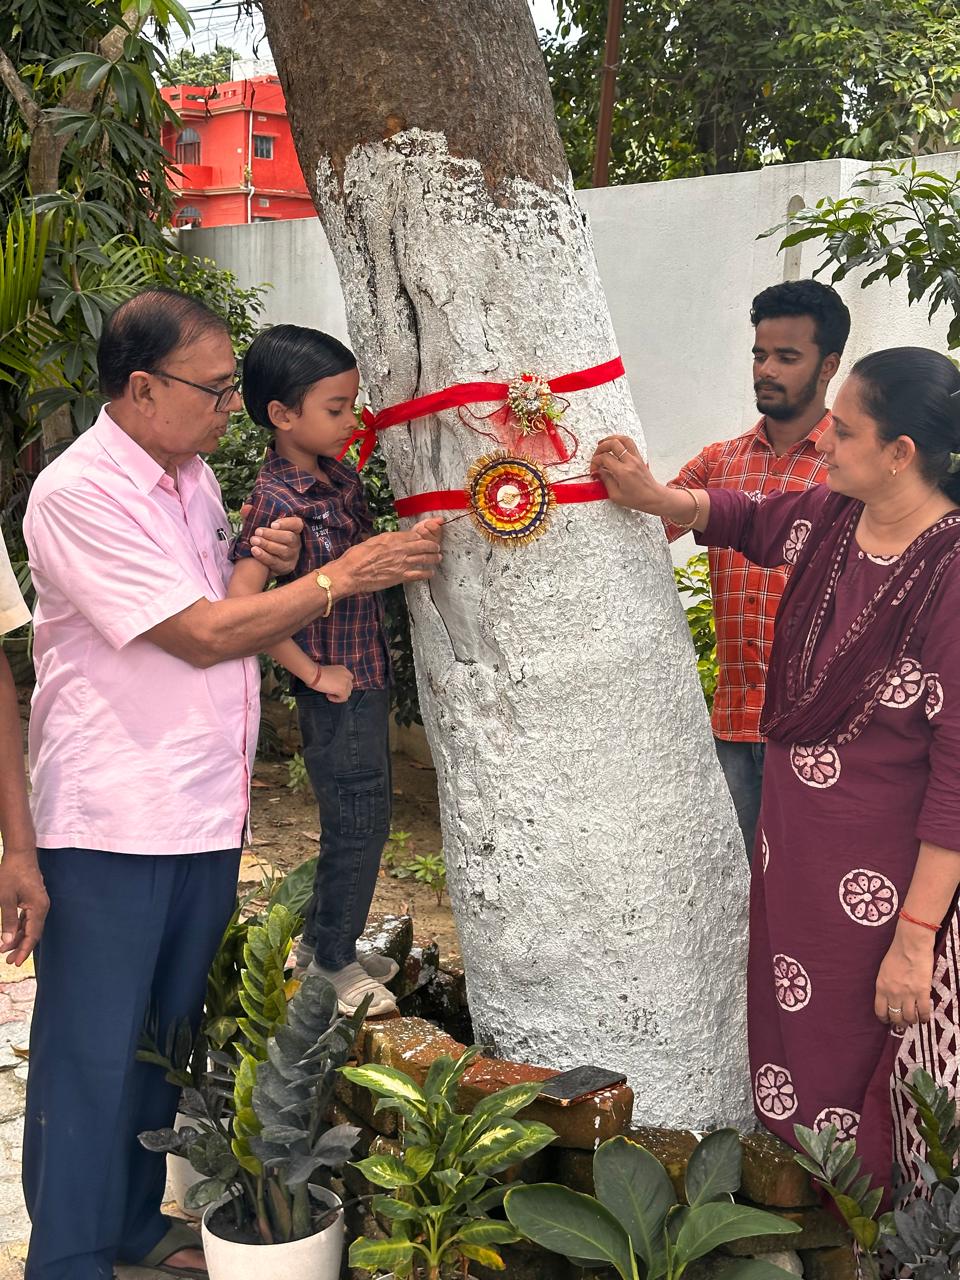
[337,769,389,837]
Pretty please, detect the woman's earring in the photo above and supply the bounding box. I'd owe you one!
[891,468,898,476]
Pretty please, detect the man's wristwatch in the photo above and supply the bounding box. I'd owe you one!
[315,571,334,618]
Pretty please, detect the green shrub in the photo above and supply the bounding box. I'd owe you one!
[674,552,718,709]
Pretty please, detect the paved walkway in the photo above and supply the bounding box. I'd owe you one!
[0,957,191,1279]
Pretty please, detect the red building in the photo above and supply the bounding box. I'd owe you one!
[160,76,314,228]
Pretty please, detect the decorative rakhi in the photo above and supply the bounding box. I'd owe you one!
[394,451,609,547]
[457,372,575,463]
[343,356,625,469]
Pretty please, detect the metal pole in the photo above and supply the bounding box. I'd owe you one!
[592,0,625,188]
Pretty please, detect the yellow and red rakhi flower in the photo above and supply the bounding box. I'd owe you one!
[466,452,556,545]
[394,450,609,546]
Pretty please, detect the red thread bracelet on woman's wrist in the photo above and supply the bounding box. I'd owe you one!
[899,908,941,933]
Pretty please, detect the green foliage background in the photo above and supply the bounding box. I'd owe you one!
[543,1,960,186]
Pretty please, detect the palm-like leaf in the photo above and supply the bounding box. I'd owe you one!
[0,209,61,388]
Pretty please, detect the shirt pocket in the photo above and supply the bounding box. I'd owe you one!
[307,505,358,563]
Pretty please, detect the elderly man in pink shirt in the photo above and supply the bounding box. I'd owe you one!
[22,288,442,1280]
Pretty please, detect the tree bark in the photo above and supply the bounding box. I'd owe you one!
[262,0,752,1128]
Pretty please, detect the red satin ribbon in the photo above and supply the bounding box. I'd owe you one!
[394,478,608,518]
[344,355,626,469]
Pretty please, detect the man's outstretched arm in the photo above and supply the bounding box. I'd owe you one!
[0,648,47,964]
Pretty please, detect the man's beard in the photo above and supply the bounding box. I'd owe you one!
[756,363,823,421]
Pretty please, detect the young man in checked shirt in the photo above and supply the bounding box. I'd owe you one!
[231,324,409,1016]
[665,280,851,859]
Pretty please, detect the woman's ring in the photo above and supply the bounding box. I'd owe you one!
[888,1006,903,1015]
[615,448,628,459]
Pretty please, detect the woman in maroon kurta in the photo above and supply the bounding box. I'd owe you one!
[592,347,960,1196]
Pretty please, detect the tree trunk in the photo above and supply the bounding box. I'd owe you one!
[262,0,752,1128]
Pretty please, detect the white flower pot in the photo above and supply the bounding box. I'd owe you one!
[201,1186,344,1280]
[166,1110,204,1218]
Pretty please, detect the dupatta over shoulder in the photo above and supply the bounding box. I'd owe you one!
[760,492,960,747]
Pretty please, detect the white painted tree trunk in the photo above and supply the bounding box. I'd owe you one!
[318,130,752,1129]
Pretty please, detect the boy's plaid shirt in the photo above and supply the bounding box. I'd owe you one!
[665,414,831,742]
[232,450,389,689]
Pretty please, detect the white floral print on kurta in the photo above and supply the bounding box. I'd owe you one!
[814,1106,860,1139]
[790,743,841,788]
[755,1063,798,1119]
[878,657,924,709]
[925,673,944,721]
[783,519,812,565]
[839,869,898,927]
[773,954,812,1011]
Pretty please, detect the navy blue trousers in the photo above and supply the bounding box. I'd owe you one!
[22,847,240,1280]
[296,687,392,969]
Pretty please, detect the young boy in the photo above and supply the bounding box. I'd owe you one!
[230,324,399,1016]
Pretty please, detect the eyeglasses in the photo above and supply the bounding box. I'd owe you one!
[148,369,242,413]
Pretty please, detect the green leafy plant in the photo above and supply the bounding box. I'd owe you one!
[140,903,368,1245]
[342,1045,556,1278]
[542,1,960,187]
[505,1129,800,1280]
[143,862,317,1085]
[142,971,366,1243]
[286,751,310,792]
[793,1121,889,1264]
[382,828,413,872]
[408,852,447,905]
[674,552,718,710]
[767,162,960,349]
[795,1068,960,1280]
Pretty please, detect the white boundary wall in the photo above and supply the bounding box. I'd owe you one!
[183,151,960,560]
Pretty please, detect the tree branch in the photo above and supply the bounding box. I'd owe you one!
[0,44,41,132]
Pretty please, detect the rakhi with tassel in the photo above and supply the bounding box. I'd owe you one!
[343,356,625,469]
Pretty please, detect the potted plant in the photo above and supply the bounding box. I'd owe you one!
[342,1044,556,1279]
[503,1128,802,1280]
[793,1068,960,1279]
[141,862,318,1214]
[140,903,368,1279]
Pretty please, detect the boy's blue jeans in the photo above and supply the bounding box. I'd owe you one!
[296,686,392,969]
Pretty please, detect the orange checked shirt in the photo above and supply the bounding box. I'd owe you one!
[665,413,831,743]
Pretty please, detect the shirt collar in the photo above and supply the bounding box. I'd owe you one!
[751,409,832,456]
[91,407,204,495]
[261,447,357,495]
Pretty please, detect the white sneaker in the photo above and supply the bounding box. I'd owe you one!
[307,960,398,1017]
[293,940,399,984]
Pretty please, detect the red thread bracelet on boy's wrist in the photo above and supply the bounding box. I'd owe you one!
[309,665,325,691]
[899,908,941,933]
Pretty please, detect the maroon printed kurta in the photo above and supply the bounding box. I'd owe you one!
[700,485,960,1195]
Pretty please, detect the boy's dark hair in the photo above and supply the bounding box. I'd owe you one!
[97,288,229,397]
[750,280,851,361]
[242,324,357,431]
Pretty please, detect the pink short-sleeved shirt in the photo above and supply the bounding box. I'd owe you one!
[24,409,259,854]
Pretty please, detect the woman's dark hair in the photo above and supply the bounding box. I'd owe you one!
[750,279,851,361]
[97,288,229,397]
[852,346,960,505]
[242,324,357,431]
